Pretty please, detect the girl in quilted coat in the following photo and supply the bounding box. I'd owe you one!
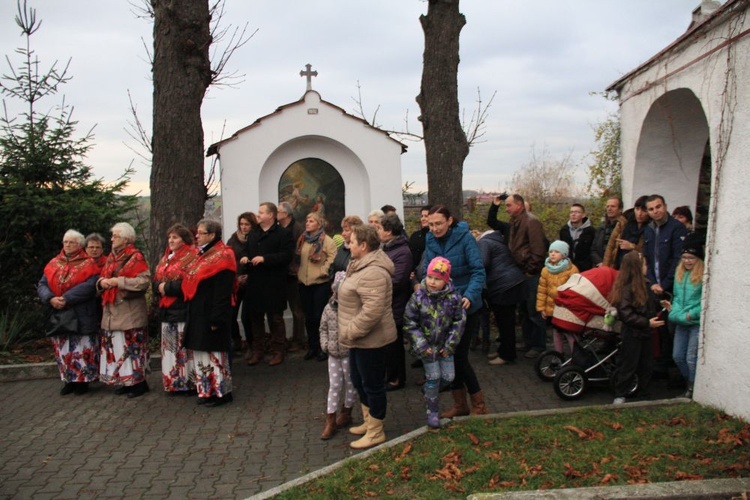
[404,257,466,428]
[318,271,356,440]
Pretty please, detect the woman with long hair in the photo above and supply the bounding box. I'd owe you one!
[227,212,257,355]
[609,252,665,404]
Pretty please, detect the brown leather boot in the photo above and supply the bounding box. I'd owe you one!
[268,352,284,366]
[336,406,353,428]
[469,390,488,415]
[320,412,337,440]
[247,350,263,366]
[440,388,470,418]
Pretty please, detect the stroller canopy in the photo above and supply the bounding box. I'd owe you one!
[552,266,618,333]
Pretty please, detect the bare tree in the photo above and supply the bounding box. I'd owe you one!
[415,0,469,216]
[510,145,578,204]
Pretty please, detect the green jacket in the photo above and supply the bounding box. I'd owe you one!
[668,270,702,326]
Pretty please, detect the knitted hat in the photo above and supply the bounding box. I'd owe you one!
[548,240,569,258]
[427,256,451,282]
[332,234,345,248]
[681,232,705,260]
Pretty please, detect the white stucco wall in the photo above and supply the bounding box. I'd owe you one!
[214,91,404,231]
[614,3,750,419]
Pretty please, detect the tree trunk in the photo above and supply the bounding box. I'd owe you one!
[149,0,212,268]
[416,0,469,218]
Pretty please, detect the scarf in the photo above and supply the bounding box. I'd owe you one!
[234,229,247,244]
[180,240,237,302]
[43,248,100,296]
[92,254,108,271]
[545,257,571,275]
[154,244,198,309]
[297,228,325,264]
[100,244,149,305]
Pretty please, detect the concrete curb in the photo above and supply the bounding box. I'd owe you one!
[247,399,742,499]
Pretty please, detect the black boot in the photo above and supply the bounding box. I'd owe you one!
[127,381,150,399]
[74,382,89,395]
[60,383,75,396]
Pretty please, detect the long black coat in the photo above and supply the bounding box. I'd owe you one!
[164,268,235,353]
[244,223,294,313]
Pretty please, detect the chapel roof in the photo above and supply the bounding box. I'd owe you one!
[206,90,407,156]
[606,0,744,94]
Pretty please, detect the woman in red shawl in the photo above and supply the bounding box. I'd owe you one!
[164,219,237,407]
[97,222,151,398]
[154,224,198,394]
[85,233,107,270]
[38,230,101,395]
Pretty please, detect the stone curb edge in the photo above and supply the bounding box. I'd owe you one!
[248,399,748,500]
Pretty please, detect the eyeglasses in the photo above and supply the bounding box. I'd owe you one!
[196,231,211,236]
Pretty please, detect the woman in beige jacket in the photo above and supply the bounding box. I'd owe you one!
[338,224,396,450]
[97,222,151,398]
[297,212,337,361]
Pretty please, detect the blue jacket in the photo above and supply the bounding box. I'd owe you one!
[421,221,486,315]
[478,230,526,306]
[644,217,688,292]
[668,270,702,326]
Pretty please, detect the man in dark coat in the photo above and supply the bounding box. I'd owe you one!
[277,201,306,352]
[241,202,295,366]
[559,203,596,272]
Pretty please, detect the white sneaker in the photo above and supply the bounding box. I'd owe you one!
[486,352,499,360]
[488,357,507,366]
[613,397,626,405]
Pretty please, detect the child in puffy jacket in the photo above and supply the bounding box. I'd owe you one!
[536,240,579,355]
[318,271,355,440]
[404,257,466,428]
[662,236,704,398]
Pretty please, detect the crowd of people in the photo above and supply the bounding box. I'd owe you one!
[37,193,705,448]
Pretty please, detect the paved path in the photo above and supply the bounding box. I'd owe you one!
[0,346,683,499]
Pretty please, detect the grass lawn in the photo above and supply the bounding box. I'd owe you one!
[277,402,749,499]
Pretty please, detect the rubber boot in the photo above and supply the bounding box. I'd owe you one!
[425,397,440,428]
[350,416,385,449]
[469,390,488,415]
[440,388,469,418]
[320,412,337,440]
[349,404,370,435]
[336,406,353,428]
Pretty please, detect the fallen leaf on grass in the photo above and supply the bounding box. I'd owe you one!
[564,425,603,440]
[668,417,687,426]
[563,463,583,478]
[600,473,617,484]
[487,451,503,460]
[400,466,411,481]
[607,421,623,431]
[367,464,379,471]
[396,442,412,461]
[467,433,480,445]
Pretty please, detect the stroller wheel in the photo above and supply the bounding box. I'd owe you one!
[554,366,588,401]
[534,350,565,382]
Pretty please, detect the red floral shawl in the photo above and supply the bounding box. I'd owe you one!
[43,248,100,296]
[154,244,198,309]
[181,240,237,302]
[100,244,149,305]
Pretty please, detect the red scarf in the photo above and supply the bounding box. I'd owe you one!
[181,240,237,302]
[154,244,198,309]
[43,248,100,296]
[100,244,149,305]
[92,254,107,271]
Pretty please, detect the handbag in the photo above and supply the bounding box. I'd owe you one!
[44,308,79,337]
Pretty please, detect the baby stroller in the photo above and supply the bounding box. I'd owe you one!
[532,267,637,400]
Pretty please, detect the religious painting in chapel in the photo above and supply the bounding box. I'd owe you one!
[279,158,345,235]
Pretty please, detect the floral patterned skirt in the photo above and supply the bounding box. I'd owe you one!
[100,328,150,386]
[193,350,232,399]
[161,322,195,392]
[52,334,99,383]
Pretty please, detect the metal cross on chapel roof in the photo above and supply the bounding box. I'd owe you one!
[300,63,318,91]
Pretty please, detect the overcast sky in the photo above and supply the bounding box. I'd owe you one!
[0,1,701,196]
